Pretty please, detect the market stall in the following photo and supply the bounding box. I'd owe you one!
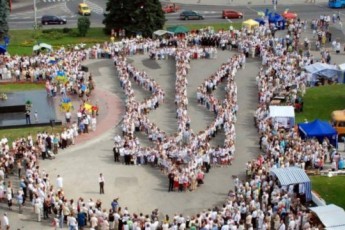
[298,119,338,147]
[269,105,295,129]
[270,167,312,202]
[309,204,345,229]
[242,19,259,30]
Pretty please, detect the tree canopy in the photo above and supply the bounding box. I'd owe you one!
[0,0,10,40]
[103,0,165,37]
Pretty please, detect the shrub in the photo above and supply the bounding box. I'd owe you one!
[77,16,91,37]
[62,28,72,33]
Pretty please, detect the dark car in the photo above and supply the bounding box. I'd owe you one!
[41,15,67,25]
[222,10,243,19]
[179,10,204,20]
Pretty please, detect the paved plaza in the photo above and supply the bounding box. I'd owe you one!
[3,4,345,228]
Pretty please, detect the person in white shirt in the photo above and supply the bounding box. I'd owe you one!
[2,213,9,229]
[56,175,63,189]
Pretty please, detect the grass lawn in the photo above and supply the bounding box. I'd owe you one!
[295,84,345,123]
[0,126,64,144]
[311,176,345,209]
[0,83,45,92]
[6,23,243,56]
[7,27,110,55]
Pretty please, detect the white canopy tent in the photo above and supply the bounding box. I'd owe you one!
[309,204,345,229]
[305,62,341,85]
[269,106,295,129]
[337,63,345,84]
[153,30,174,37]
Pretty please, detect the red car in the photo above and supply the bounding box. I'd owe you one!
[222,9,243,19]
[162,4,180,13]
[282,10,298,20]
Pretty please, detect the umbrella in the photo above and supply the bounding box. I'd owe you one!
[33,45,41,51]
[84,103,92,112]
[40,43,53,51]
[32,43,53,52]
[167,25,189,34]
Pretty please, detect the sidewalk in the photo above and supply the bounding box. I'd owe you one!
[161,0,328,6]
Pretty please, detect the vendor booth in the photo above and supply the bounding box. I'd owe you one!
[298,119,338,147]
[270,167,312,202]
[305,62,342,86]
[269,106,295,129]
[309,204,345,229]
[153,30,174,38]
[242,19,259,30]
[267,12,286,30]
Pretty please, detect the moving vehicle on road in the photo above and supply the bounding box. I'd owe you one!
[329,0,345,8]
[179,10,204,20]
[78,3,91,16]
[162,3,180,13]
[41,15,67,25]
[282,10,298,20]
[222,9,243,19]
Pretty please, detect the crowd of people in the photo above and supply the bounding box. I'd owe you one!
[0,15,342,229]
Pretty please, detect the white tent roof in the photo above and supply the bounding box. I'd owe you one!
[339,63,345,71]
[153,30,174,36]
[269,106,295,118]
[310,204,345,229]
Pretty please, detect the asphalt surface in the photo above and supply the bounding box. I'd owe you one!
[8,0,345,29]
[3,0,345,229]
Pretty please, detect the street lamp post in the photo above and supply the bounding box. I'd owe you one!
[33,0,37,28]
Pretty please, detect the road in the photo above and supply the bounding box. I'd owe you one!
[8,0,345,29]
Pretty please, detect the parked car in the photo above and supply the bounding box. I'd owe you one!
[41,15,67,25]
[222,9,243,19]
[179,10,204,20]
[78,3,91,16]
[162,3,180,13]
[282,10,297,20]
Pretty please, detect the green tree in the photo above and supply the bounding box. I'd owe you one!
[103,0,165,37]
[0,0,10,40]
[77,16,91,37]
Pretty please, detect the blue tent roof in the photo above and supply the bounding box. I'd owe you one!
[298,119,338,147]
[0,45,6,54]
[255,18,266,25]
[268,12,285,23]
[299,119,337,137]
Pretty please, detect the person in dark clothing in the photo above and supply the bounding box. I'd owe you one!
[25,110,31,124]
[168,172,174,192]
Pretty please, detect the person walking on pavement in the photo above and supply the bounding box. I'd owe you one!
[2,213,10,229]
[168,172,174,192]
[99,173,105,194]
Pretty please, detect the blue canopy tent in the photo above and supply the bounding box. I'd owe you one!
[0,45,6,55]
[298,119,338,147]
[305,62,342,86]
[255,18,266,25]
[270,167,312,202]
[267,12,286,30]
